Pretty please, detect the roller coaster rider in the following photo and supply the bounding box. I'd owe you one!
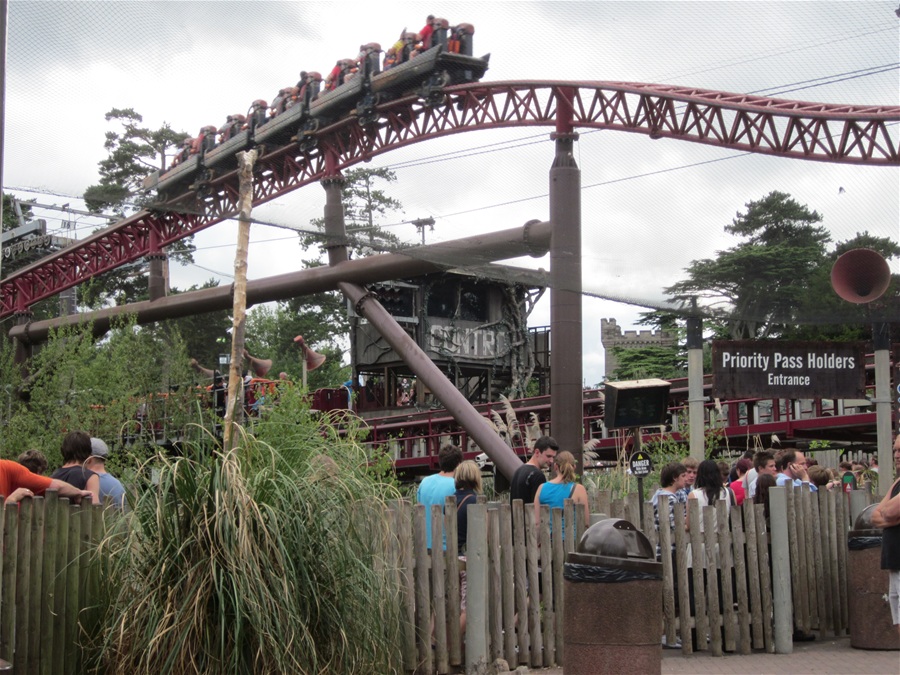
[247,98,269,131]
[270,87,294,118]
[217,114,246,144]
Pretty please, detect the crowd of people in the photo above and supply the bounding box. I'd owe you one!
[1,430,127,509]
[415,433,900,648]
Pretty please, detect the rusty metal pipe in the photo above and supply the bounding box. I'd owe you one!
[320,168,524,481]
[339,280,524,481]
[9,221,550,344]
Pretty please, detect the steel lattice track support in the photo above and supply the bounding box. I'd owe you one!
[3,81,898,319]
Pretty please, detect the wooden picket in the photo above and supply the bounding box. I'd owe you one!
[0,493,108,675]
[0,484,869,674]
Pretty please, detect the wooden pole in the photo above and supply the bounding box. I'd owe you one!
[769,487,793,653]
[223,149,258,450]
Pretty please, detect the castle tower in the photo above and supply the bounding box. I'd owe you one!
[600,318,677,379]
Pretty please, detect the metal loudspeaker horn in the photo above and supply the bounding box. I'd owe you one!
[293,335,326,371]
[830,248,891,304]
[243,350,273,378]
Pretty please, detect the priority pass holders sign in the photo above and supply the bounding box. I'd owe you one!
[712,340,865,400]
[629,452,653,477]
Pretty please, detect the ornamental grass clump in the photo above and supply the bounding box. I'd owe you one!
[92,402,404,674]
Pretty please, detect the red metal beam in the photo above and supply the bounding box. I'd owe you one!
[3,81,898,318]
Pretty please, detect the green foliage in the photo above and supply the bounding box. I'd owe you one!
[2,193,33,232]
[91,409,404,674]
[244,298,349,388]
[80,108,194,308]
[83,108,188,216]
[164,279,233,368]
[303,167,405,256]
[611,344,685,380]
[0,318,195,468]
[666,191,831,339]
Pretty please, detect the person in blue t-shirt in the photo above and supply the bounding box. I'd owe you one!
[85,438,127,510]
[417,444,463,549]
[533,451,589,538]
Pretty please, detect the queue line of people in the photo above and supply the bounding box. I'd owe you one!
[1,430,126,509]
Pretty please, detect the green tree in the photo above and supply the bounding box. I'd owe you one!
[610,344,684,381]
[303,167,406,256]
[164,279,233,369]
[81,109,194,308]
[782,231,900,340]
[665,192,831,339]
[2,193,32,232]
[245,296,350,388]
[83,108,188,216]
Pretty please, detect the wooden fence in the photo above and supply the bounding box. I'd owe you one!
[390,485,871,673]
[0,485,873,675]
[0,492,106,675]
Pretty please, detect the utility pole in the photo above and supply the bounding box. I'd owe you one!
[411,217,435,245]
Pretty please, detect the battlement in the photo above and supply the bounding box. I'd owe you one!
[600,318,677,377]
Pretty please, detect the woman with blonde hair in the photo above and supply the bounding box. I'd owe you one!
[453,459,483,637]
[533,450,590,534]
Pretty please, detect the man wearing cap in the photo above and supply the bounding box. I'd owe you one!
[85,438,127,509]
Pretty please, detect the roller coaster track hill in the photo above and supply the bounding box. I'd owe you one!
[2,80,898,318]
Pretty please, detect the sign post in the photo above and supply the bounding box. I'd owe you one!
[629,434,653,525]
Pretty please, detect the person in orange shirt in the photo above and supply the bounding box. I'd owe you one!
[0,459,91,505]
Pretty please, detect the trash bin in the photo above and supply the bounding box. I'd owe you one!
[563,518,663,674]
[848,504,900,650]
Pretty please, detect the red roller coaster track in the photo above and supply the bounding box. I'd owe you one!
[2,80,898,319]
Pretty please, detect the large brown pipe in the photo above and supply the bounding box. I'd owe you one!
[340,280,525,481]
[9,221,550,344]
[320,171,526,481]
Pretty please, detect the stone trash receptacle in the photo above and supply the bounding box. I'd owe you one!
[563,518,662,674]
[848,504,900,650]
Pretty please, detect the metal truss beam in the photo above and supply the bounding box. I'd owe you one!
[3,81,898,319]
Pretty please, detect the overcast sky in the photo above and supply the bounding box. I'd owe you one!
[4,1,899,386]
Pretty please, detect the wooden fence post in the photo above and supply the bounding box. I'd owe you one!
[716,501,736,653]
[444,497,462,668]
[26,498,45,674]
[40,492,59,675]
[487,506,504,664]
[431,503,449,674]
[465,504,488,675]
[14,499,33,670]
[538,505,555,667]
[702,506,723,657]
[498,503,516,667]
[511,500,529,663]
[729,507,751,654]
[769,487,792,654]
[687,499,708,652]
[1,505,18,666]
[524,505,543,667]
[413,504,431,674]
[551,507,566,664]
[672,502,692,655]
[657,498,676,647]
[394,502,417,671]
[64,505,82,673]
